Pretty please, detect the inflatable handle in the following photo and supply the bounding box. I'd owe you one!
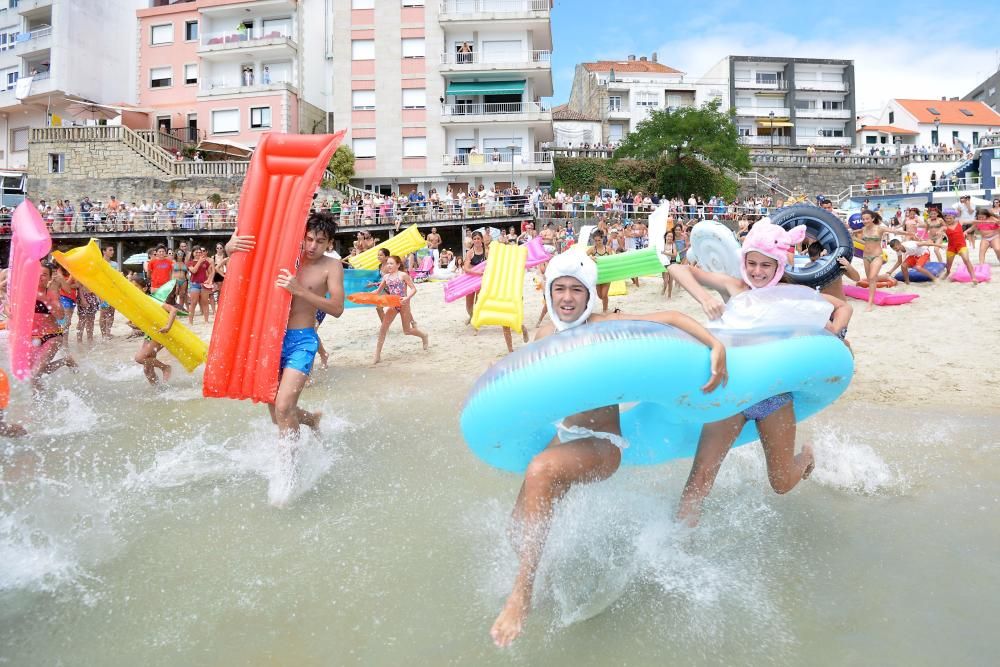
[343,269,382,309]
[7,201,52,381]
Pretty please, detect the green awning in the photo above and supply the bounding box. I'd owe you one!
[446,80,525,96]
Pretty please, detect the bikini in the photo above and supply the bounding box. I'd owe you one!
[33,300,63,345]
[860,229,883,263]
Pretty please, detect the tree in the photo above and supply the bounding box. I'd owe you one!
[612,100,751,199]
[323,144,355,189]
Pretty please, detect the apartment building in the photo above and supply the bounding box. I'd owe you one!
[0,0,145,175]
[698,56,857,150]
[327,0,554,195]
[136,0,325,148]
[859,98,1000,148]
[963,69,1000,112]
[564,54,695,144]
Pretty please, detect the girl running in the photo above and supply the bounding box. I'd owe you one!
[851,209,890,311]
[30,263,78,391]
[586,229,613,312]
[942,210,980,285]
[661,229,680,298]
[974,208,1000,266]
[372,255,428,364]
[130,275,179,385]
[463,231,488,324]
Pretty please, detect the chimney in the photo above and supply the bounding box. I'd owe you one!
[628,55,635,61]
[652,52,658,63]
[639,56,647,62]
[941,96,946,101]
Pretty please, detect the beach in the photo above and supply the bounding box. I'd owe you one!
[1,261,998,665]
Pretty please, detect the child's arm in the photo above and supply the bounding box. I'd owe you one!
[225,230,255,254]
[402,273,417,302]
[666,264,738,320]
[886,252,905,275]
[820,293,853,337]
[159,303,178,333]
[46,289,64,321]
[838,257,862,282]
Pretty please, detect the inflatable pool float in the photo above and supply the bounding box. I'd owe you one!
[54,241,207,371]
[856,276,897,289]
[853,239,888,262]
[770,204,853,288]
[843,284,918,306]
[471,242,527,331]
[204,132,345,403]
[343,269,382,310]
[647,204,672,265]
[688,220,742,278]
[347,292,402,308]
[608,280,628,296]
[949,263,991,283]
[7,201,52,380]
[0,367,9,409]
[348,225,426,271]
[895,262,945,283]
[594,248,664,284]
[461,320,853,472]
[443,237,551,303]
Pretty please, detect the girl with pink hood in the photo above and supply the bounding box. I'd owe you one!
[668,219,854,526]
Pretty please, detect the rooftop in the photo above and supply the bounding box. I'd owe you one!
[895,99,1000,126]
[583,59,682,75]
[552,104,599,122]
[857,125,919,135]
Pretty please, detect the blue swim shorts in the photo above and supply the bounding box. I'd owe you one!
[280,327,320,376]
[59,295,76,310]
[742,392,793,422]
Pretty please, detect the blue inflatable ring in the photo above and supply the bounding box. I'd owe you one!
[460,321,854,472]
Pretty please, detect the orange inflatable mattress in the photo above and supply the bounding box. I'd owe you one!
[203,132,345,403]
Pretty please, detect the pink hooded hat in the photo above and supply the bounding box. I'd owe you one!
[741,218,807,288]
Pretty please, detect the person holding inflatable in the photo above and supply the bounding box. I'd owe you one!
[463,231,488,324]
[886,238,941,284]
[27,262,78,392]
[129,275,180,385]
[941,210,980,286]
[851,210,891,311]
[585,228,613,312]
[372,255,429,365]
[225,212,345,439]
[973,208,1000,267]
[667,221,853,528]
[490,252,727,649]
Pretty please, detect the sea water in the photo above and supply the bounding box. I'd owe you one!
[1,341,998,665]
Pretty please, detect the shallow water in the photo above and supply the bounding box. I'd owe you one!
[1,338,998,666]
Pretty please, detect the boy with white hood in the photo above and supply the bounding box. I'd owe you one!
[490,251,728,648]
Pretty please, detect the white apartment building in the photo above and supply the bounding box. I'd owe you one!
[563,54,695,144]
[322,0,554,195]
[698,56,857,150]
[0,0,145,176]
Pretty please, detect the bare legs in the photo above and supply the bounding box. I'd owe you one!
[863,256,884,311]
[661,270,673,298]
[267,367,322,439]
[978,236,1000,266]
[373,305,428,364]
[99,306,115,340]
[596,283,610,312]
[944,249,980,285]
[676,402,814,528]
[189,287,211,324]
[135,340,171,385]
[491,436,622,648]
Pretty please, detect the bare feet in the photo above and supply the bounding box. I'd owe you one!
[318,348,329,369]
[65,356,79,372]
[301,409,323,435]
[491,589,530,648]
[865,304,874,312]
[161,364,172,382]
[373,356,381,365]
[799,442,815,480]
[421,333,429,350]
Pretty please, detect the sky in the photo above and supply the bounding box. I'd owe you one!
[549,0,1000,113]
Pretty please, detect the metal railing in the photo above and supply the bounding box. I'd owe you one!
[738,171,793,198]
[535,204,775,225]
[740,136,793,147]
[750,152,902,166]
[442,151,553,166]
[440,49,551,66]
[199,76,293,92]
[832,177,985,202]
[325,194,535,229]
[795,81,848,92]
[10,207,239,235]
[441,101,547,116]
[15,25,51,46]
[136,129,188,154]
[734,78,788,90]
[979,134,1000,148]
[794,108,852,119]
[735,106,790,118]
[440,0,551,14]
[200,28,293,48]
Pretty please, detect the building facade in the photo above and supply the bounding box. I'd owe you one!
[0,0,145,177]
[565,54,694,144]
[323,0,553,195]
[859,98,1000,148]
[698,56,856,150]
[136,0,325,149]
[963,69,1000,112]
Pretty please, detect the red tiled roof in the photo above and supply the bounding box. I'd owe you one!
[895,99,1000,126]
[552,104,600,121]
[584,60,682,75]
[858,125,919,135]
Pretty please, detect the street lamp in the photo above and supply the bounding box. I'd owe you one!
[507,140,517,204]
[769,110,775,154]
[933,116,941,150]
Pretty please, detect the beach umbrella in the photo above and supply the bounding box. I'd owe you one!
[64,99,121,121]
[123,253,150,266]
[196,138,253,160]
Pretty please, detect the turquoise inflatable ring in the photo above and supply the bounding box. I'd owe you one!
[460,320,854,472]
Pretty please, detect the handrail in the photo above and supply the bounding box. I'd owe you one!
[440,49,551,65]
[737,171,793,198]
[440,0,551,14]
[441,101,547,115]
[442,151,553,166]
[136,129,188,154]
[175,161,250,177]
[200,28,293,48]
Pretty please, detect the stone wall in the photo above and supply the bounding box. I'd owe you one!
[27,137,244,203]
[742,162,901,198]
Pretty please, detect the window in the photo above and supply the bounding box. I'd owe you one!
[261,17,290,38]
[48,153,64,173]
[4,68,16,90]
[926,107,941,115]
[866,136,877,144]
[973,131,979,145]
[402,136,426,157]
[821,101,843,110]
[250,106,271,129]
[608,123,624,141]
[402,88,426,109]
[738,126,752,137]
[401,38,425,58]
[755,72,778,85]
[608,96,621,112]
[184,20,198,41]
[150,23,174,45]
[352,90,375,110]
[211,109,239,134]
[353,137,376,158]
[150,66,172,88]
[959,108,974,117]
[184,63,197,85]
[795,100,815,110]
[635,92,659,108]
[0,28,18,52]
[10,126,27,152]
[818,128,845,137]
[352,0,374,6]
[352,39,374,60]
[952,130,959,140]
[888,111,894,124]
[989,87,997,97]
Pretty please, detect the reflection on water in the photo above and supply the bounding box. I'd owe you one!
[0,340,997,665]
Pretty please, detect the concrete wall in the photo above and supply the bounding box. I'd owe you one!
[743,162,900,198]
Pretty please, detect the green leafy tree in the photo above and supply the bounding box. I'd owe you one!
[323,144,355,189]
[612,100,750,198]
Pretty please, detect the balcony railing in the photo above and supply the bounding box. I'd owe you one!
[734,78,788,90]
[794,108,852,120]
[805,136,852,147]
[200,28,294,49]
[442,151,553,169]
[440,50,551,66]
[796,80,848,92]
[735,107,790,118]
[740,135,793,146]
[440,0,550,15]
[199,77,294,93]
[441,101,548,117]
[14,25,51,47]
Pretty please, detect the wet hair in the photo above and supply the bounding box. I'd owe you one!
[305,211,338,241]
[860,209,881,224]
[807,241,824,260]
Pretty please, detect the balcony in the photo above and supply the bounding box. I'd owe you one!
[734,78,788,91]
[441,101,550,123]
[439,0,550,21]
[735,107,790,118]
[796,80,848,92]
[795,108,852,120]
[740,135,793,147]
[802,136,851,147]
[14,25,51,56]
[198,29,297,58]
[441,151,553,175]
[440,49,551,72]
[198,78,297,98]
[17,0,53,14]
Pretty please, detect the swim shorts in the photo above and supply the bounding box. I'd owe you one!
[280,327,320,376]
[556,421,628,450]
[59,295,76,310]
[904,254,929,268]
[742,392,793,421]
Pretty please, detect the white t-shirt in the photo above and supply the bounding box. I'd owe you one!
[957,204,976,224]
[900,240,928,258]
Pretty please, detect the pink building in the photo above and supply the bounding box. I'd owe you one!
[136,0,316,149]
